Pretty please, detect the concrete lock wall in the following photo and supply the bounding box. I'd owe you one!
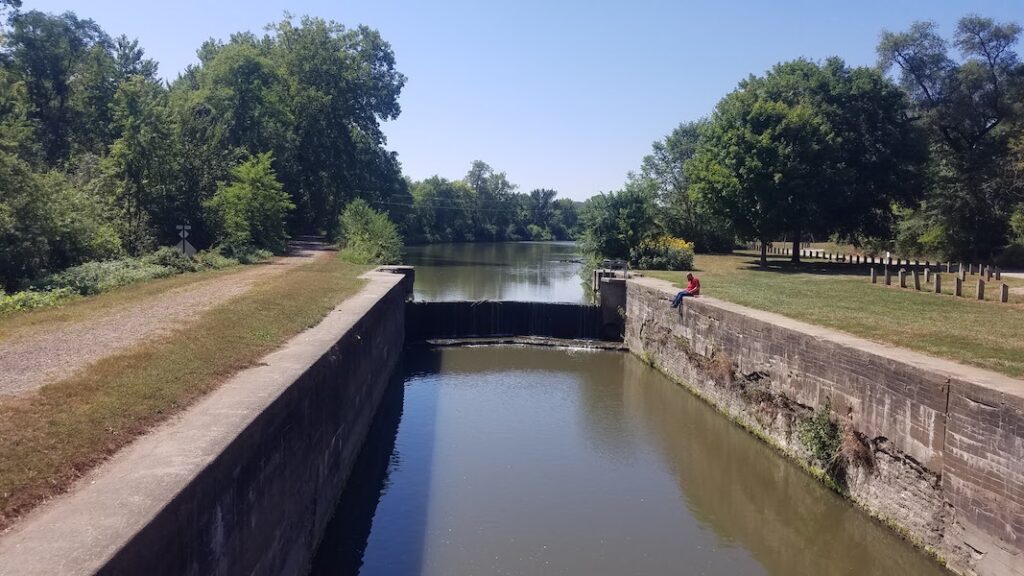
[624,276,1024,576]
[0,267,412,576]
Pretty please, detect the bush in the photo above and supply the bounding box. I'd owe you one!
[338,199,403,265]
[194,247,239,270]
[0,288,79,314]
[798,400,841,468]
[630,235,695,270]
[39,258,175,295]
[143,247,201,273]
[1,152,122,287]
[203,153,294,255]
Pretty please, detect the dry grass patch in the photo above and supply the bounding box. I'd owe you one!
[0,255,370,529]
[647,251,1024,377]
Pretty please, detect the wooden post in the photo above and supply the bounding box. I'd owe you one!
[955,276,962,297]
[946,262,951,273]
[934,273,941,294]
[912,270,920,290]
[986,266,992,281]
[899,269,907,288]
[958,262,963,276]
[995,267,1001,280]
[1001,283,1009,303]
[959,268,966,282]
[870,268,877,284]
[977,278,985,300]
[969,263,974,275]
[924,268,930,283]
[884,268,892,286]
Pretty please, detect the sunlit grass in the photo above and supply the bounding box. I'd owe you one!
[0,255,370,529]
[645,251,1024,377]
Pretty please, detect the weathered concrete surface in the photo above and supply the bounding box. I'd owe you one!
[0,268,411,576]
[625,276,1024,576]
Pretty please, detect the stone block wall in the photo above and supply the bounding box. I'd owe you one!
[624,277,1024,576]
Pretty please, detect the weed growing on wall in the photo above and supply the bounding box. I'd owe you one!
[798,399,841,470]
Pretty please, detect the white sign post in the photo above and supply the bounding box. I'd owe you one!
[175,224,196,257]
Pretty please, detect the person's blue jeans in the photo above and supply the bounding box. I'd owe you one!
[671,291,692,308]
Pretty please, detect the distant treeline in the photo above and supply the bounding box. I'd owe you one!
[0,7,575,290]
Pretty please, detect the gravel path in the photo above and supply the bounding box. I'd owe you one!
[0,242,330,397]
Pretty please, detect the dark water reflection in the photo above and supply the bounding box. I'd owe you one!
[311,347,946,576]
[403,242,585,303]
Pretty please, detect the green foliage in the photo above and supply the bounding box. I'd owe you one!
[339,199,403,265]
[39,258,176,295]
[878,17,1024,259]
[798,400,841,469]
[639,121,735,252]
[204,153,294,255]
[0,151,122,288]
[580,180,660,260]
[689,58,925,264]
[0,288,79,315]
[1011,205,1024,245]
[630,236,695,270]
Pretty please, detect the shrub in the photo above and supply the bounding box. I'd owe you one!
[0,288,79,314]
[39,258,175,295]
[798,400,841,468]
[203,153,294,255]
[338,199,403,265]
[194,247,239,270]
[0,152,122,287]
[143,247,200,273]
[630,235,695,270]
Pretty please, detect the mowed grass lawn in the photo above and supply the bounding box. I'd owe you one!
[0,254,370,529]
[646,251,1024,378]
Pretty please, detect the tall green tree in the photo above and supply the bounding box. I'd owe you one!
[689,58,925,264]
[639,120,734,252]
[878,16,1024,258]
[580,180,659,261]
[203,153,294,254]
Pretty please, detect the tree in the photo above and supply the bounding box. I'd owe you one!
[689,58,924,265]
[878,16,1024,258]
[4,11,113,164]
[580,180,659,261]
[106,75,176,253]
[639,120,734,252]
[203,153,294,254]
[338,199,403,265]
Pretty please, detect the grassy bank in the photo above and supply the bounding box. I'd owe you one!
[0,254,370,529]
[646,251,1024,377]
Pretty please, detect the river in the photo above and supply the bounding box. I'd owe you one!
[310,242,946,576]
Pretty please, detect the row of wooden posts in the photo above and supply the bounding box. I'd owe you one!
[749,243,1003,279]
[870,266,1011,303]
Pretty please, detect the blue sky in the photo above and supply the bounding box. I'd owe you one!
[24,0,1024,200]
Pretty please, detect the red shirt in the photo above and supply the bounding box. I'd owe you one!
[686,277,700,296]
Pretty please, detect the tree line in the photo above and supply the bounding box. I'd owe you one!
[0,7,576,290]
[585,14,1024,267]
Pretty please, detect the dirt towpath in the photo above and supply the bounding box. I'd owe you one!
[0,241,330,397]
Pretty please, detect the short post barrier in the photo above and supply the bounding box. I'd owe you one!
[884,268,892,286]
[1001,283,1009,303]
[899,269,907,288]
[955,276,963,297]
[995,267,1001,280]
[934,273,941,294]
[870,268,877,284]
[977,278,985,300]
[912,270,921,290]
[924,268,930,283]
[945,262,951,273]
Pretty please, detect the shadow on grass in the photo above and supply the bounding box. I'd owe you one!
[733,258,888,277]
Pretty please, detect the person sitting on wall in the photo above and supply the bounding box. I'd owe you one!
[670,273,700,308]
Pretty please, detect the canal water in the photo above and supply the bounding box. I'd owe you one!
[310,243,946,576]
